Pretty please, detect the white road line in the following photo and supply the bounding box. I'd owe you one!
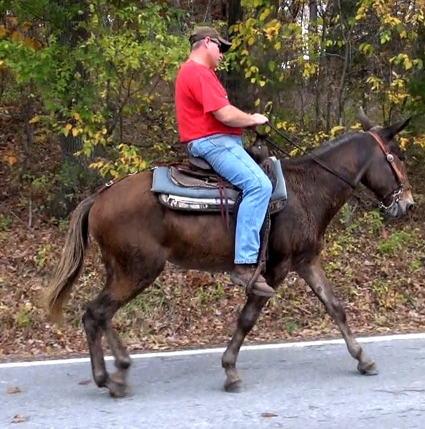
[1,332,425,369]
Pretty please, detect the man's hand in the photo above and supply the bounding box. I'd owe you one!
[250,113,269,126]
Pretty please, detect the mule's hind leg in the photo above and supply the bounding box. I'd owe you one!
[297,259,378,375]
[104,320,133,396]
[83,258,165,397]
[82,289,117,392]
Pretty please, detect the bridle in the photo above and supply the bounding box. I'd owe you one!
[261,123,408,212]
[368,130,408,211]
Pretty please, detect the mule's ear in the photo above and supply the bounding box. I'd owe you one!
[386,117,411,138]
[358,106,374,131]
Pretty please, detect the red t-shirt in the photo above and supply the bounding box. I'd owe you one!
[175,60,242,143]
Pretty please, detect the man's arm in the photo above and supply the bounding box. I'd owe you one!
[213,105,268,128]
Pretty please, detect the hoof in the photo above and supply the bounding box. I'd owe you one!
[358,360,379,376]
[108,381,133,398]
[224,379,243,393]
[107,373,133,398]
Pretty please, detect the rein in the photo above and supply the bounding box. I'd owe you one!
[261,122,406,210]
[263,123,356,189]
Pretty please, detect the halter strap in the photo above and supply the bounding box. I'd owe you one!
[368,130,410,191]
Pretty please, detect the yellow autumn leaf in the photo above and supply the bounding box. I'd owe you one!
[265,28,274,40]
[0,26,8,38]
[29,115,40,124]
[259,8,271,21]
[73,112,82,122]
[2,147,17,166]
[399,137,409,149]
[11,31,23,42]
[350,123,363,131]
[404,58,413,70]
[330,125,345,137]
[72,127,79,137]
[22,21,33,31]
[65,123,72,130]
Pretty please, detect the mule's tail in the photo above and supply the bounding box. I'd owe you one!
[44,194,97,325]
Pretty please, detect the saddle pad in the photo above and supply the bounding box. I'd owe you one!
[158,194,236,211]
[152,166,239,199]
[151,157,287,201]
[158,193,286,214]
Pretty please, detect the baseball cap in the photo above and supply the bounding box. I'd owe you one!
[188,26,232,53]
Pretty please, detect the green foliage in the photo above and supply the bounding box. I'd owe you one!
[1,0,425,184]
[224,0,424,139]
[0,1,187,179]
[347,210,385,237]
[409,259,421,272]
[377,229,417,257]
[0,214,13,233]
[36,243,52,267]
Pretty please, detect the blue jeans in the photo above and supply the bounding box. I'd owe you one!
[188,134,273,264]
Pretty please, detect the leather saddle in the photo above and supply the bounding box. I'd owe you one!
[169,156,237,191]
[168,133,279,192]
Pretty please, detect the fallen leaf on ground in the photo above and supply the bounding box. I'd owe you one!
[261,412,278,418]
[6,387,24,394]
[11,415,28,423]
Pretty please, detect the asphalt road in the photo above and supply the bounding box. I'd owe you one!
[1,334,425,429]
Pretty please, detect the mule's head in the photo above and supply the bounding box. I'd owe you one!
[358,107,414,219]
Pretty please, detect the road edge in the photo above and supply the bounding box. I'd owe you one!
[1,331,425,369]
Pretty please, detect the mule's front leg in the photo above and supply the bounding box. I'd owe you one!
[222,295,269,392]
[297,259,378,375]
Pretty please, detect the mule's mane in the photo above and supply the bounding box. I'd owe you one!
[282,131,361,166]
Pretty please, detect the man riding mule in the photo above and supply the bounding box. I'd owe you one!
[44,27,415,399]
[44,101,414,398]
[175,26,275,298]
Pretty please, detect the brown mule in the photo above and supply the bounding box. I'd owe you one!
[45,109,414,397]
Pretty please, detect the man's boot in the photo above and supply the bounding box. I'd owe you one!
[230,264,275,297]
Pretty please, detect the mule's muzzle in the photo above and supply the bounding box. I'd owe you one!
[382,194,414,219]
[399,190,415,216]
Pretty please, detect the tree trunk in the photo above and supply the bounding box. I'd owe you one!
[55,0,91,167]
[224,0,249,110]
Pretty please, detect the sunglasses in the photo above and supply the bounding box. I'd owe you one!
[208,38,223,52]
